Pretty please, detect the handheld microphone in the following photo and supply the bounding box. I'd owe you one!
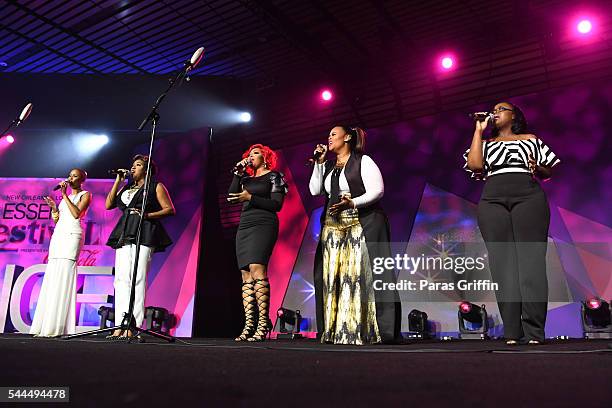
[469,112,494,122]
[305,150,324,166]
[108,169,129,176]
[17,103,33,126]
[52,179,69,191]
[232,158,252,174]
[306,144,328,166]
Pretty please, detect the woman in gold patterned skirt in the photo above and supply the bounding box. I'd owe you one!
[309,126,400,345]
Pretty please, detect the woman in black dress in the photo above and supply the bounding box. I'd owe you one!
[464,102,560,345]
[105,154,175,339]
[228,144,288,342]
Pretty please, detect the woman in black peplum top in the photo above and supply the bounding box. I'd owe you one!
[228,143,288,342]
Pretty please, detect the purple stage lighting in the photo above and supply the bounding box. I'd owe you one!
[321,89,333,102]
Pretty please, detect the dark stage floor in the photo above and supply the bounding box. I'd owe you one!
[0,334,610,407]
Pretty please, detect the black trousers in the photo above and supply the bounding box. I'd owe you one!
[477,173,550,341]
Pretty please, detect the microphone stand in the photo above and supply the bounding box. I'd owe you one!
[64,59,195,343]
[1,118,21,138]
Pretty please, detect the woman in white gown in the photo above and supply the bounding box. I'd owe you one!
[30,169,91,337]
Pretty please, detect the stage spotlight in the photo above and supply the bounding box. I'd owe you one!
[97,134,109,145]
[98,306,115,329]
[458,301,489,340]
[577,19,593,34]
[145,306,170,334]
[321,89,333,102]
[276,307,303,340]
[441,56,454,70]
[407,309,430,339]
[72,133,109,158]
[581,298,612,339]
[6,135,14,144]
[239,112,252,123]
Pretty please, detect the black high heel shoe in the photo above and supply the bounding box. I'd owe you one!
[106,330,123,340]
[235,281,257,341]
[248,318,273,342]
[247,278,272,342]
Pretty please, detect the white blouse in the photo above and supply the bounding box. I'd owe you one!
[309,154,384,208]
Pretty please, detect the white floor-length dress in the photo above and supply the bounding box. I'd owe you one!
[30,191,88,337]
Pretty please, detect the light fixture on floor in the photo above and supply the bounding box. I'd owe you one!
[276,308,303,340]
[458,301,489,340]
[144,306,170,334]
[581,298,612,339]
[406,309,430,339]
[98,306,114,329]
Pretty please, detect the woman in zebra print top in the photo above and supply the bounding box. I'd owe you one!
[465,101,560,345]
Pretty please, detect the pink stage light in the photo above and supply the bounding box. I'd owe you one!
[321,89,333,102]
[6,135,15,144]
[441,56,454,70]
[586,298,602,310]
[459,302,472,314]
[577,19,593,34]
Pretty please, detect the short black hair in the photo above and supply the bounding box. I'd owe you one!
[132,154,158,175]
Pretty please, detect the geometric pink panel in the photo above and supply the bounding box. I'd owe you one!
[146,206,202,336]
[558,207,612,243]
[267,153,308,328]
[575,246,612,299]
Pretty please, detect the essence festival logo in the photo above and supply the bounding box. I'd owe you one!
[0,194,102,250]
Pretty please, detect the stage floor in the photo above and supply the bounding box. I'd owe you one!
[1,334,610,407]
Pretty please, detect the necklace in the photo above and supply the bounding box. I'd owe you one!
[336,155,349,168]
[124,184,142,201]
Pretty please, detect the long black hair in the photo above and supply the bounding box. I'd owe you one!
[490,102,529,137]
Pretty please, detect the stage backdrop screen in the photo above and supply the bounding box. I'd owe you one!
[0,129,207,337]
[270,81,612,338]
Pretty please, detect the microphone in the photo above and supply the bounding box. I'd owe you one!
[108,169,129,176]
[52,179,69,191]
[1,102,34,137]
[232,158,252,174]
[185,47,205,72]
[305,150,324,166]
[469,112,494,122]
[17,103,33,126]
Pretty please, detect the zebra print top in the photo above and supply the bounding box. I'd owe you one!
[463,137,560,180]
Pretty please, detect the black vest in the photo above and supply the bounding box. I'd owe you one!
[105,181,173,252]
[321,153,366,199]
[320,153,381,218]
